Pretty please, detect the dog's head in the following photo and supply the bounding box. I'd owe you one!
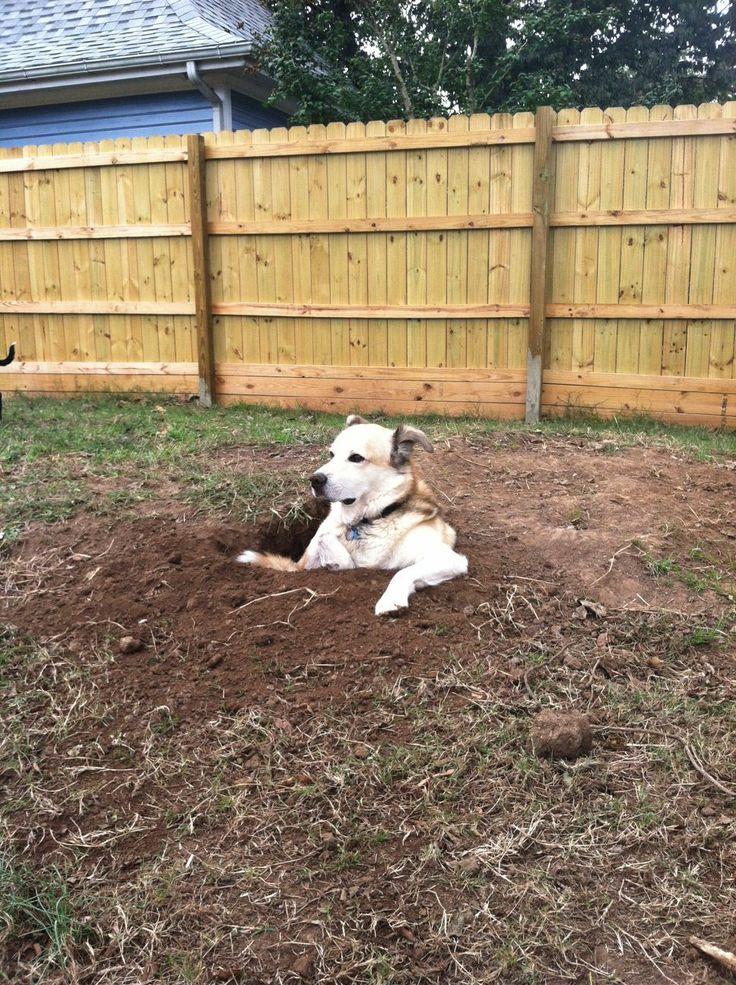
[310,415,434,506]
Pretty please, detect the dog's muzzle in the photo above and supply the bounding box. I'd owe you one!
[310,471,328,494]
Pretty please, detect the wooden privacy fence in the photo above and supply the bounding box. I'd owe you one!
[0,102,735,427]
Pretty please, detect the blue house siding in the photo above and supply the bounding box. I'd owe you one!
[0,89,288,149]
[231,91,287,131]
[0,91,213,148]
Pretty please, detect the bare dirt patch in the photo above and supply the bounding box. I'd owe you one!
[2,434,735,983]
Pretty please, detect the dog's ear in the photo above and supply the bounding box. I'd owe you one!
[346,414,369,427]
[390,424,434,468]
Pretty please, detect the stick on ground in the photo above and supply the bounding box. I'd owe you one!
[689,936,736,975]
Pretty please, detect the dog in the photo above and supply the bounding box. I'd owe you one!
[236,416,468,615]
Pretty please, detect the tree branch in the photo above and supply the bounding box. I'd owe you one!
[466,29,479,112]
[362,6,414,116]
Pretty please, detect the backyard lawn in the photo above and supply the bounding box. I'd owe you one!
[1,396,735,984]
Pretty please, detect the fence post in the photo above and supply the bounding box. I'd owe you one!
[525,106,556,424]
[186,133,216,407]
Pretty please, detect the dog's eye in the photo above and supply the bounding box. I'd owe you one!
[348,453,365,464]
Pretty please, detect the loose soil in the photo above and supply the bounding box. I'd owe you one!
[2,433,735,984]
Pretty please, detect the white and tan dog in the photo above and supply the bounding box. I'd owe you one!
[236,416,468,615]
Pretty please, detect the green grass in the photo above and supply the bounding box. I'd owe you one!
[2,394,734,548]
[2,395,735,472]
[0,853,85,971]
[183,467,306,522]
[646,550,735,601]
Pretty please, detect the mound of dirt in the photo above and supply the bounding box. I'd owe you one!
[5,438,733,732]
[530,709,593,760]
[5,511,512,727]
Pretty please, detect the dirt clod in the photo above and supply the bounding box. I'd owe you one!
[574,598,608,620]
[291,952,315,978]
[530,709,593,760]
[458,855,482,876]
[118,635,144,654]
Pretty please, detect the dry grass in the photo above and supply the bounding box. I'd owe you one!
[1,400,735,983]
[2,582,735,983]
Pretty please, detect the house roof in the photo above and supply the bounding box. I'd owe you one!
[0,0,272,81]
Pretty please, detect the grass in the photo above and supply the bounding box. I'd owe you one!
[183,467,307,523]
[0,854,83,973]
[2,394,735,551]
[3,395,736,469]
[1,395,735,982]
[646,548,736,602]
[2,608,735,982]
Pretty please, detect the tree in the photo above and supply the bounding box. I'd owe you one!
[253,0,736,123]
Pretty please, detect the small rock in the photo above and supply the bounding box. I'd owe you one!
[320,829,336,845]
[463,605,475,617]
[647,656,665,671]
[353,743,372,759]
[580,598,607,619]
[563,654,583,670]
[212,968,244,982]
[207,654,223,670]
[530,709,593,761]
[458,855,482,876]
[448,907,474,936]
[700,805,716,817]
[167,553,182,565]
[291,952,314,978]
[118,635,144,655]
[596,631,609,648]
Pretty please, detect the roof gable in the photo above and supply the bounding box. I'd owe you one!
[0,0,271,80]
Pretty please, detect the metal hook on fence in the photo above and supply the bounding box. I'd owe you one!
[0,342,16,421]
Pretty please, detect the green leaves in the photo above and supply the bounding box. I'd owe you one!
[254,0,735,122]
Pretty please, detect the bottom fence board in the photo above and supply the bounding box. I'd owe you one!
[215,364,526,417]
[541,370,735,426]
[216,393,527,419]
[542,405,734,428]
[2,362,734,427]
[0,372,197,394]
[215,371,526,405]
[0,360,198,394]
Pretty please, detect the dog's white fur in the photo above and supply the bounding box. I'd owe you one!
[236,416,468,615]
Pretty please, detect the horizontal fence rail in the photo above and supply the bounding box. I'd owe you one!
[0,101,735,429]
[2,207,736,240]
[1,116,734,173]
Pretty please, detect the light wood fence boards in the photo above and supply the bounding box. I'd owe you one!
[0,104,735,427]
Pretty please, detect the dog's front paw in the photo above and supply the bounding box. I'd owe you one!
[235,550,259,565]
[374,593,409,617]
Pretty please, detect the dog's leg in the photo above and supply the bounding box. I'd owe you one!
[374,549,468,616]
[302,532,355,572]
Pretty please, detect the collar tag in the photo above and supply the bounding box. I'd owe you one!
[347,525,362,541]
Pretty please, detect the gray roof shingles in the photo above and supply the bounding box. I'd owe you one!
[0,0,272,79]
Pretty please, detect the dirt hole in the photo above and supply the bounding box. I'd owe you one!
[255,499,328,559]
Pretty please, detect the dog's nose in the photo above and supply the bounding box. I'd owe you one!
[310,471,327,491]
